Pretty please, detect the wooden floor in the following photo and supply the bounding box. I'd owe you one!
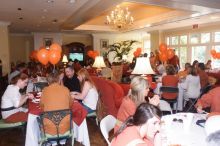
[0,117,107,146]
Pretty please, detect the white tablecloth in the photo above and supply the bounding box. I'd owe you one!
[154,82,185,111]
[25,113,90,146]
[161,113,208,146]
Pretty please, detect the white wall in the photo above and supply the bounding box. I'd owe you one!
[92,31,150,62]
[34,33,62,50]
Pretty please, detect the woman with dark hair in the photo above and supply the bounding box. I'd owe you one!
[71,68,98,113]
[1,73,34,123]
[192,60,199,70]
[111,103,162,146]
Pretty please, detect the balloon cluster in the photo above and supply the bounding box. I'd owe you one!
[133,48,142,57]
[210,49,220,59]
[87,50,99,59]
[29,43,62,65]
[158,43,175,62]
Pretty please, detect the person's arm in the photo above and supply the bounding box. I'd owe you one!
[17,93,34,107]
[72,82,90,100]
[195,89,214,113]
[148,95,160,106]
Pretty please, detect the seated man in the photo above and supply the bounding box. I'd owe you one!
[40,73,73,135]
[195,87,220,113]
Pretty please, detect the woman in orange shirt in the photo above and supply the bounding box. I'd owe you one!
[115,76,160,132]
[111,103,162,146]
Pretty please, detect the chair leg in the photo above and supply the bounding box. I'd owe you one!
[176,101,178,113]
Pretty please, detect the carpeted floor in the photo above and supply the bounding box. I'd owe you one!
[0,117,107,146]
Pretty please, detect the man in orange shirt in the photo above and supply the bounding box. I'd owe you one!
[168,50,180,71]
[195,87,220,113]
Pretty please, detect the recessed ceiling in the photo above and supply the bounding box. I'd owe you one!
[0,0,220,33]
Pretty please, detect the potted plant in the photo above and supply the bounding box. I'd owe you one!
[106,40,139,63]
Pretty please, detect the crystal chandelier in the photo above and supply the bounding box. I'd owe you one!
[106,5,134,29]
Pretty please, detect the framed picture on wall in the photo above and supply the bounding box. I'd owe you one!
[44,38,53,47]
[100,39,109,49]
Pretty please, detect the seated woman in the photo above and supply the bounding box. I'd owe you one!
[40,72,72,135]
[111,103,162,146]
[115,76,160,132]
[161,64,179,100]
[71,68,98,113]
[1,73,34,123]
[182,66,201,100]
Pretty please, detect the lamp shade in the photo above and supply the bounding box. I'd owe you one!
[92,56,106,69]
[132,57,155,75]
[62,55,68,63]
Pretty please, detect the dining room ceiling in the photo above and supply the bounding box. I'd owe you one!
[1,0,220,33]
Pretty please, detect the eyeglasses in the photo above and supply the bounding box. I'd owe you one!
[173,118,183,123]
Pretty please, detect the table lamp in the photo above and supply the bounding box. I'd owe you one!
[131,57,155,85]
[92,56,106,76]
[62,55,68,67]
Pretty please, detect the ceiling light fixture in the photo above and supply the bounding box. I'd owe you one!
[106,5,134,30]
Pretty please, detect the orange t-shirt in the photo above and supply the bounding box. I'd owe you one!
[111,126,153,146]
[40,83,72,135]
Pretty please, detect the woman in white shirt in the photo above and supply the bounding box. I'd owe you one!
[1,73,34,123]
[182,66,201,100]
[71,68,98,113]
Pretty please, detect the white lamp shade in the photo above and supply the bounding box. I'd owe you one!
[62,55,68,63]
[132,57,155,75]
[92,56,106,68]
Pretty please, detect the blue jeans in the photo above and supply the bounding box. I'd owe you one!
[80,103,95,114]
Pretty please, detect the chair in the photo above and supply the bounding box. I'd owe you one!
[0,119,26,134]
[160,86,179,113]
[159,100,173,114]
[185,84,213,112]
[33,82,48,92]
[37,109,74,146]
[100,115,116,145]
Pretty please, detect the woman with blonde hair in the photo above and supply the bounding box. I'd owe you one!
[115,76,160,132]
[71,68,98,113]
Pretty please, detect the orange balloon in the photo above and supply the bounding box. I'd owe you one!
[93,50,99,58]
[50,43,62,53]
[37,49,49,65]
[167,48,175,59]
[136,48,142,53]
[159,43,167,52]
[29,50,38,60]
[159,52,168,62]
[49,50,61,65]
[210,49,216,56]
[216,53,220,59]
[87,50,93,58]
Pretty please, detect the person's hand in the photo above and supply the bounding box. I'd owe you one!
[149,95,160,106]
[197,106,203,113]
[26,93,34,100]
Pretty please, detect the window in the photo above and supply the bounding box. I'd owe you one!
[191,46,206,63]
[214,32,220,42]
[201,33,210,43]
[212,45,220,68]
[143,40,151,55]
[179,47,188,68]
[171,36,179,45]
[166,37,170,45]
[180,35,187,45]
[190,34,199,44]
